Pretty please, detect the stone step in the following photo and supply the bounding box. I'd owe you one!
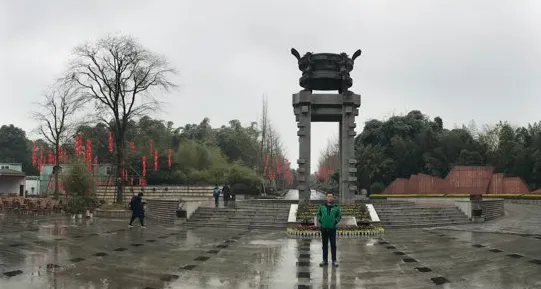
[198,208,288,212]
[374,206,461,211]
[187,222,287,228]
[377,213,468,218]
[195,212,283,216]
[383,221,471,228]
[185,221,287,229]
[378,218,469,223]
[380,218,469,224]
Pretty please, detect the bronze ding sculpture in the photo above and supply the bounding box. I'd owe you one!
[291,48,362,94]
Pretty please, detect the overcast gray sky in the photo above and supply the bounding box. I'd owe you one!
[1,0,540,170]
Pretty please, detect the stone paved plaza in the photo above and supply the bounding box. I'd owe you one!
[1,212,541,289]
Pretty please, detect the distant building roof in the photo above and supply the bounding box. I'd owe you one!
[0,168,25,177]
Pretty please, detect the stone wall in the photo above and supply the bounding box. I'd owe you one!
[95,185,213,204]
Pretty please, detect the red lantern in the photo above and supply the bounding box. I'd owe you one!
[108,131,114,152]
[154,150,158,171]
[167,149,172,168]
[149,140,154,155]
[141,156,147,176]
[129,141,135,154]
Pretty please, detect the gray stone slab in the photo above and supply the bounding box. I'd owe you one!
[1,215,541,288]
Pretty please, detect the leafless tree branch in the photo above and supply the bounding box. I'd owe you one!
[64,33,176,202]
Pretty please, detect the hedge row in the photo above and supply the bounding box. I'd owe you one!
[371,194,541,199]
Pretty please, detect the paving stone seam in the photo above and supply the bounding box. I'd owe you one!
[379,237,451,286]
[1,226,247,279]
[295,238,312,288]
[431,230,541,267]
[422,228,541,272]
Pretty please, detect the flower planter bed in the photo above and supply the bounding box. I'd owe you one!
[287,225,384,237]
[287,224,384,238]
[296,203,371,224]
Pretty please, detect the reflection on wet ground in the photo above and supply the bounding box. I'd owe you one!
[1,215,541,289]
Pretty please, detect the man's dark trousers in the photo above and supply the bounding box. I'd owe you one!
[130,213,144,226]
[321,228,337,262]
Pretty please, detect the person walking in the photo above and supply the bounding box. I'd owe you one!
[213,185,221,208]
[222,184,231,207]
[129,192,146,228]
[317,192,341,267]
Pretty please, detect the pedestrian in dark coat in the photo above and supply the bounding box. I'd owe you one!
[129,193,146,228]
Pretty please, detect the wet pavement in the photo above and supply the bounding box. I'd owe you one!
[443,203,541,236]
[1,215,541,289]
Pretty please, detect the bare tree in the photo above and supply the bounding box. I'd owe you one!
[32,81,82,198]
[67,34,176,203]
[316,135,340,183]
[258,95,269,174]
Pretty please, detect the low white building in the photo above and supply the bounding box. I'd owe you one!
[25,176,40,197]
[0,163,26,197]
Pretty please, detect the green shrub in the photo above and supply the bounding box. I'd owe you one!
[370,182,385,194]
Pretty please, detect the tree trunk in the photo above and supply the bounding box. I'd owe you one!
[54,142,60,200]
[115,133,124,203]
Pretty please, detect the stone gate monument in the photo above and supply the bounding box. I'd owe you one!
[291,48,362,204]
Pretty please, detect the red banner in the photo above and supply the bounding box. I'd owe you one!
[37,149,43,172]
[31,142,37,166]
[141,156,147,176]
[167,149,172,168]
[86,139,92,172]
[48,150,54,164]
[108,131,114,152]
[154,150,158,170]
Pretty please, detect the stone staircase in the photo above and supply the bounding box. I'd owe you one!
[371,200,471,228]
[186,202,290,230]
[145,199,179,224]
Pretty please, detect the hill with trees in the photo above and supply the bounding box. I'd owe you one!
[316,110,541,194]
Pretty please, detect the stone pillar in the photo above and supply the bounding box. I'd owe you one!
[339,93,359,204]
[293,90,312,203]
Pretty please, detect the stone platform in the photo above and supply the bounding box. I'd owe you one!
[1,216,541,288]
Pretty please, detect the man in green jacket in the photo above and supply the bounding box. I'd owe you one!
[316,192,341,267]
